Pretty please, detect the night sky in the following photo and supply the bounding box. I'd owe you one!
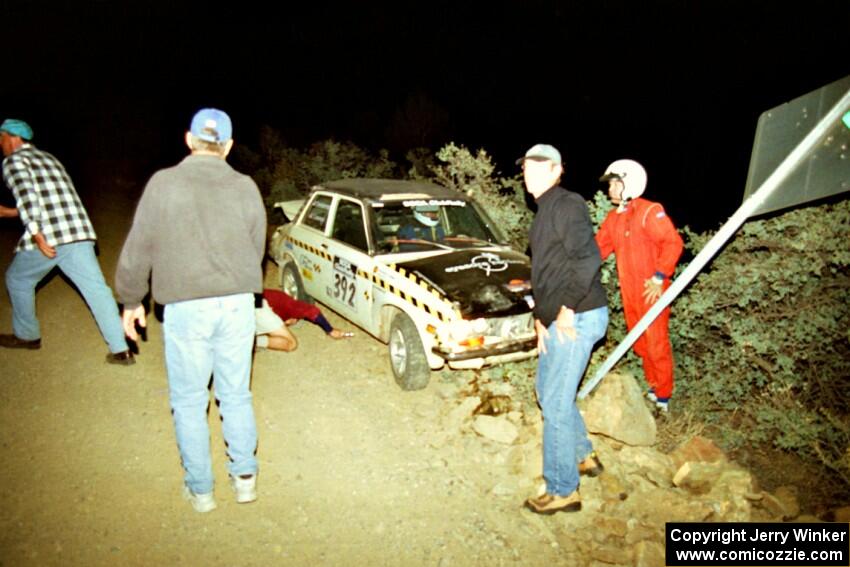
[2,1,848,232]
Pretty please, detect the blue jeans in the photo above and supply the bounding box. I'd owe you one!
[5,240,128,353]
[536,306,608,496]
[163,293,258,495]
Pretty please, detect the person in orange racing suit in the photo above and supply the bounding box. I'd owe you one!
[595,159,683,412]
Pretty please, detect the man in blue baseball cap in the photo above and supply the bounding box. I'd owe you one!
[116,108,266,513]
[0,118,134,364]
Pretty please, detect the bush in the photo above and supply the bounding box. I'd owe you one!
[671,198,850,483]
[233,129,400,211]
[430,143,532,251]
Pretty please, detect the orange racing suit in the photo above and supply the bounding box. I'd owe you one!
[595,198,683,400]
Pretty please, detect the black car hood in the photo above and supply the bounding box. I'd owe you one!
[395,248,532,318]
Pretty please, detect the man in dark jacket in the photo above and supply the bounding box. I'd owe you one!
[519,144,609,515]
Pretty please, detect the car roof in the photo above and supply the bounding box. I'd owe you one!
[315,178,463,201]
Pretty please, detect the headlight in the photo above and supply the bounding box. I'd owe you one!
[446,318,485,341]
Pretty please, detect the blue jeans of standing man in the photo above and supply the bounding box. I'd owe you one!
[163,293,258,495]
[5,240,128,353]
[536,306,608,496]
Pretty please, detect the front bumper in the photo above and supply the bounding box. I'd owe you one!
[431,336,537,362]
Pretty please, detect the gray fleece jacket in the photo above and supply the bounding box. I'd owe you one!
[116,154,266,308]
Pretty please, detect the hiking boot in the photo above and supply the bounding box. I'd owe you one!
[106,350,135,365]
[0,334,41,350]
[183,486,217,513]
[578,451,604,477]
[524,490,581,515]
[230,474,257,504]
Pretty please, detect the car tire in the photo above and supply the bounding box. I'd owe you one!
[280,262,310,303]
[388,310,431,391]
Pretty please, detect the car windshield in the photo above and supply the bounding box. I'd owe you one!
[372,199,504,254]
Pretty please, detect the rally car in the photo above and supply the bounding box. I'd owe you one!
[268,178,537,390]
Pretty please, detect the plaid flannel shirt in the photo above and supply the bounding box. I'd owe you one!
[2,143,97,252]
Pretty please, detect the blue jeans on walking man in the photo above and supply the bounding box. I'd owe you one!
[536,306,608,496]
[5,240,128,352]
[163,293,258,496]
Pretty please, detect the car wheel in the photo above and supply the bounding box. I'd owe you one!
[280,262,309,302]
[388,311,430,391]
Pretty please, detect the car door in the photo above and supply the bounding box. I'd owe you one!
[324,197,374,330]
[291,192,334,303]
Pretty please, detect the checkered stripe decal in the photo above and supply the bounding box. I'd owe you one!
[286,235,332,261]
[286,236,458,322]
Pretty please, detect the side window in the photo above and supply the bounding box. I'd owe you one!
[331,200,368,251]
[303,195,333,231]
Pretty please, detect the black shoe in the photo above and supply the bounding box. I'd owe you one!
[106,350,135,365]
[0,334,41,349]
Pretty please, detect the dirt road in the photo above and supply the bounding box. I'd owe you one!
[0,178,584,567]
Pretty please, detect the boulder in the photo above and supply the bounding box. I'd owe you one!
[673,461,724,494]
[581,373,656,446]
[444,396,480,431]
[706,467,755,522]
[669,435,727,469]
[471,415,519,445]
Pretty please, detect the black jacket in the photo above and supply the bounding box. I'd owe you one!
[529,185,607,326]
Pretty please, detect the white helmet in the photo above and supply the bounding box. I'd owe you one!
[413,204,440,227]
[600,159,647,200]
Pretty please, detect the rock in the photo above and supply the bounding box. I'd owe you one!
[774,486,800,520]
[581,372,656,446]
[490,482,516,496]
[618,446,676,484]
[672,462,723,494]
[592,515,629,538]
[471,415,519,445]
[634,541,665,567]
[506,441,542,479]
[445,397,480,430]
[626,524,664,546]
[589,544,632,565]
[706,466,754,522]
[599,471,629,502]
[505,411,523,425]
[829,506,850,523]
[669,436,727,469]
[656,497,716,522]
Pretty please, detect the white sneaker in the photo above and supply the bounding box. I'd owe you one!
[183,486,217,513]
[230,474,258,503]
[655,400,669,413]
[646,389,658,402]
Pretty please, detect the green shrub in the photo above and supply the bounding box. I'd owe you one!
[233,130,399,212]
[430,143,532,251]
[672,198,850,483]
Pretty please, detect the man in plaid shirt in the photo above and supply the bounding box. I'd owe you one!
[0,119,133,364]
